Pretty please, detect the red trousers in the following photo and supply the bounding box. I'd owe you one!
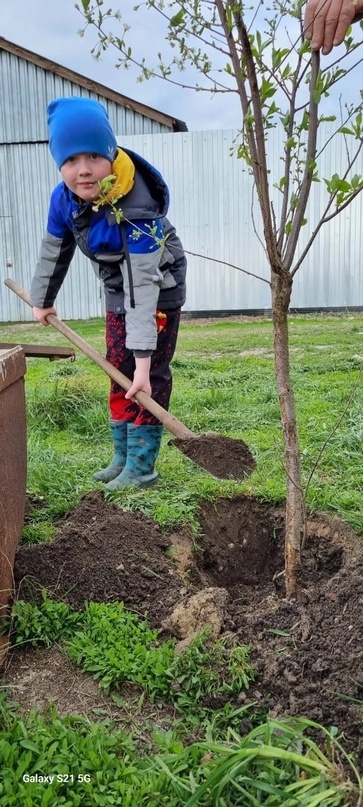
[106,308,181,426]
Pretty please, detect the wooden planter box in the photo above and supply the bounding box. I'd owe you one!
[0,346,27,664]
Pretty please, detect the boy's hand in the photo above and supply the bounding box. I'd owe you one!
[125,356,152,399]
[304,0,362,54]
[32,306,57,325]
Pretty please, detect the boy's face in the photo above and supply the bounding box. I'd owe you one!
[60,153,113,202]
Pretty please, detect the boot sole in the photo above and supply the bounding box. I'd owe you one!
[105,472,158,491]
[93,466,125,483]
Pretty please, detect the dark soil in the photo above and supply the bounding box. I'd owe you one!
[170,433,256,479]
[6,490,363,764]
[15,491,184,625]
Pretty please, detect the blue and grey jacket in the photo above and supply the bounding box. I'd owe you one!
[30,148,187,354]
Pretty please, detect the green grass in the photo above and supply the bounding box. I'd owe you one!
[4,313,363,533]
[2,313,363,803]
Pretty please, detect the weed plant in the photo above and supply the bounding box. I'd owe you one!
[0,693,359,806]
[9,597,253,710]
[9,593,83,647]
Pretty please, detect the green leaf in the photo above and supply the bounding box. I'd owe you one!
[19,739,40,753]
[169,9,185,26]
[272,48,289,70]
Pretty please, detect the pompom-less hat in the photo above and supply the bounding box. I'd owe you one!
[48,97,118,169]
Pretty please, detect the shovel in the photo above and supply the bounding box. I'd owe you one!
[5,278,255,480]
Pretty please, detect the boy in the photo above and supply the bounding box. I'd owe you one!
[30,96,186,489]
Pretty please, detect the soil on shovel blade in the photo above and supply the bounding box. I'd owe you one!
[6,490,363,764]
[170,433,256,479]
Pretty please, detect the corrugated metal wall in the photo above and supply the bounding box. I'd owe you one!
[122,128,363,312]
[121,130,271,313]
[2,128,363,321]
[0,49,173,142]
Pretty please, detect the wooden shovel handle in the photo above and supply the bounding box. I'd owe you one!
[4,278,195,440]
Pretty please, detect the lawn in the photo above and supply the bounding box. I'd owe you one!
[0,312,362,805]
[2,312,362,534]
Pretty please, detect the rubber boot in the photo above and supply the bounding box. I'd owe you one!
[93,420,128,482]
[105,424,163,490]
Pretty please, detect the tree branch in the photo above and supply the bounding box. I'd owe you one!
[232,6,281,270]
[284,51,320,270]
[277,45,305,252]
[214,0,260,175]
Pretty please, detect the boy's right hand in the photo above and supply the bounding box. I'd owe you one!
[33,306,57,326]
[125,355,152,400]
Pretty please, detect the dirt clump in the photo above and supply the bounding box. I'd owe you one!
[161,587,229,642]
[8,491,363,763]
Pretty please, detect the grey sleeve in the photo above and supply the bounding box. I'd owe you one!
[121,247,164,352]
[30,230,76,308]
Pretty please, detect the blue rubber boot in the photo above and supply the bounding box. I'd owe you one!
[93,420,128,482]
[105,424,163,490]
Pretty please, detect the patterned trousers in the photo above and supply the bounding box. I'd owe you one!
[106,308,181,426]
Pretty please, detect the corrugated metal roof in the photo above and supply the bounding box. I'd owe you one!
[0,36,187,141]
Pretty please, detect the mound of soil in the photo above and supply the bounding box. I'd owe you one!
[15,491,184,625]
[9,491,363,762]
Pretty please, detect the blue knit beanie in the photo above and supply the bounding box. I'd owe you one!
[48,97,118,169]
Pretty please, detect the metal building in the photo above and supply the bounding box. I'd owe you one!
[0,37,186,322]
[120,128,363,315]
[2,36,363,321]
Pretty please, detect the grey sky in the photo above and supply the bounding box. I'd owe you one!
[1,0,242,131]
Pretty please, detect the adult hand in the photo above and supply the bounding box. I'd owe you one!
[125,356,152,400]
[304,0,361,54]
[32,306,57,325]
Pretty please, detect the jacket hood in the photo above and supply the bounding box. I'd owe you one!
[122,148,170,218]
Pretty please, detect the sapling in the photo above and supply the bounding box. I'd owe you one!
[77,0,363,597]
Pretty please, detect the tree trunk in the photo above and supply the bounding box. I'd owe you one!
[271,269,303,599]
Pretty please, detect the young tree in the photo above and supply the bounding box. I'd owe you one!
[77,0,363,598]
